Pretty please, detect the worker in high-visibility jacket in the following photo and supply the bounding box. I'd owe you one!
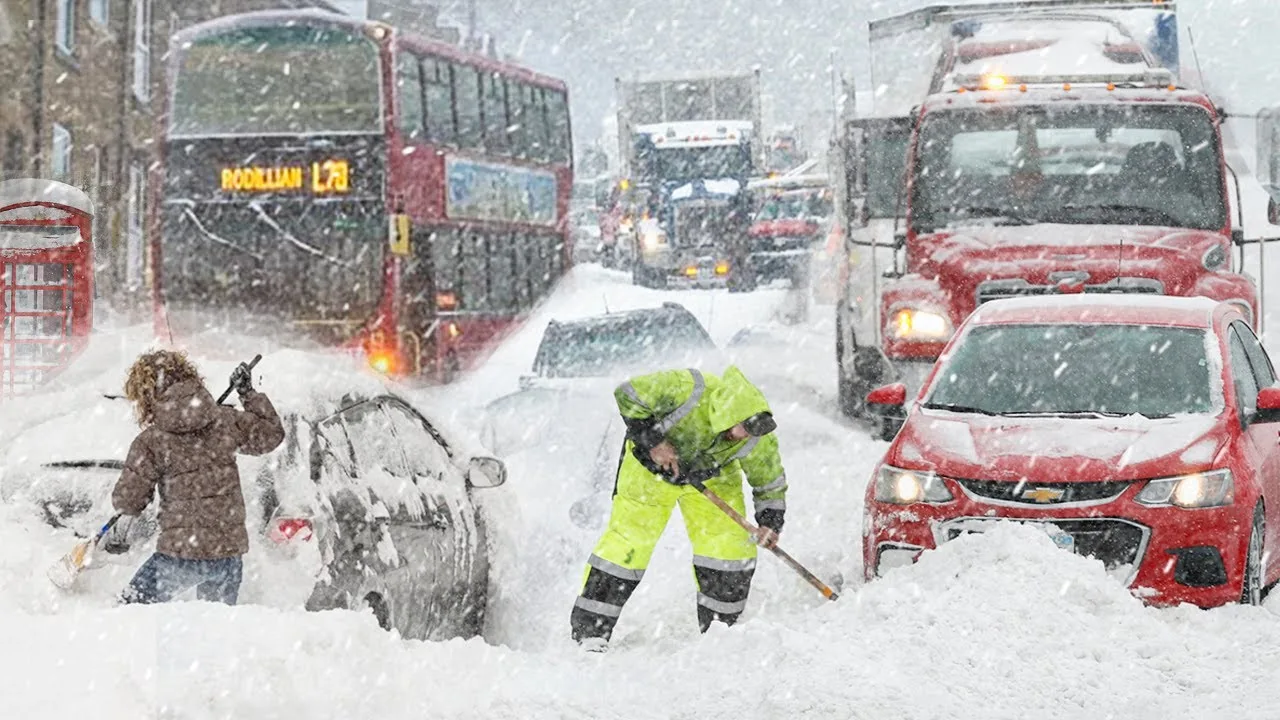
[570,365,787,647]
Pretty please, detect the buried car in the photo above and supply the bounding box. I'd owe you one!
[479,302,719,457]
[862,295,1278,608]
[3,389,507,639]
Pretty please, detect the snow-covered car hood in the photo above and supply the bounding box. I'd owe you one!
[891,410,1227,483]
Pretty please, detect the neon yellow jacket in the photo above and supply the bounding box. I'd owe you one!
[614,366,787,511]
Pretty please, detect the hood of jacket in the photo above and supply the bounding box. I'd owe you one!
[151,380,218,434]
[708,366,771,434]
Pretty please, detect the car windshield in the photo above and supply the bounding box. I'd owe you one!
[533,313,715,377]
[924,323,1219,417]
[910,104,1225,232]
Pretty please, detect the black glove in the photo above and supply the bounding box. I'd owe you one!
[230,362,255,396]
[100,515,136,555]
[755,508,785,534]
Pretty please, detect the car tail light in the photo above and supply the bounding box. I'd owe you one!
[269,518,313,543]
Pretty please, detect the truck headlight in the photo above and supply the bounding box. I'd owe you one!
[1202,244,1227,271]
[890,308,952,340]
[1134,469,1233,508]
[874,465,953,504]
[640,230,667,251]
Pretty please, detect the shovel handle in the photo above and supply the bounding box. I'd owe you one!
[688,478,839,601]
[217,354,263,405]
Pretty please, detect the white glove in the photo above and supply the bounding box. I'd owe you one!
[100,515,136,555]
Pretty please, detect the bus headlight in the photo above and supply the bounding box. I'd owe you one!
[890,308,952,340]
[640,230,667,251]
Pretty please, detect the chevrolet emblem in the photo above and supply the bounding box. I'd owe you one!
[1021,487,1065,503]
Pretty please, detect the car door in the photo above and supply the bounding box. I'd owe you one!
[1230,321,1280,582]
[329,399,437,638]
[381,397,483,638]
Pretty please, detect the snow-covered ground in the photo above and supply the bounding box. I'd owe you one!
[4,266,1280,718]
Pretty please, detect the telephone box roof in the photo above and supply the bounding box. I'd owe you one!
[0,179,93,216]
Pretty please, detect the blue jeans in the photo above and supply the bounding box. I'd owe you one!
[121,552,243,605]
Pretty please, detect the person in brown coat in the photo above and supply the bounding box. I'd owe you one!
[102,350,285,605]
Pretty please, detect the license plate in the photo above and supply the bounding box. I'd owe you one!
[1044,525,1075,552]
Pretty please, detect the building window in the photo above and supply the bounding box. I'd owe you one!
[132,0,152,102]
[89,0,109,26]
[51,124,72,182]
[55,0,75,55]
[127,163,146,287]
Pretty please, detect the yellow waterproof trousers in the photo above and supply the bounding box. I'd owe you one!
[570,444,758,642]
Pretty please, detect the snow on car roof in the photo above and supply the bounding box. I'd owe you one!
[972,294,1222,328]
[0,179,93,215]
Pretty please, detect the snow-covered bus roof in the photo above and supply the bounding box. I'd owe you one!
[0,179,93,215]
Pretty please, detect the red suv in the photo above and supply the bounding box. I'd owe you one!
[862,295,1279,607]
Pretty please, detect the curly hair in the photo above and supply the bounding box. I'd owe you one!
[124,350,203,426]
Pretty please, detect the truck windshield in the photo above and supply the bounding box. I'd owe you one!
[637,145,752,183]
[910,104,1225,232]
[170,24,382,137]
[924,323,1219,418]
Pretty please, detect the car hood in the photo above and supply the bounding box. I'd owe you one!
[890,411,1228,483]
[913,224,1224,285]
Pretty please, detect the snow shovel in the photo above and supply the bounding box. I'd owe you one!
[48,514,121,590]
[684,473,840,601]
[216,353,262,405]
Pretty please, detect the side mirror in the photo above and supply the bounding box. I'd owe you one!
[467,456,508,489]
[1255,387,1280,424]
[1269,198,1280,226]
[866,383,908,442]
[867,383,907,410]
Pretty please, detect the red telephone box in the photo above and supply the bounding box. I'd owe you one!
[0,179,94,399]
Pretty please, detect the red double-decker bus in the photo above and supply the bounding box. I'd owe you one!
[155,10,573,380]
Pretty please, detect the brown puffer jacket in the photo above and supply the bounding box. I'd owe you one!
[112,380,285,559]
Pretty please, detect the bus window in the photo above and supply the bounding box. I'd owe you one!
[505,79,526,159]
[525,86,550,163]
[546,90,571,164]
[455,65,483,150]
[513,235,532,309]
[488,233,516,311]
[482,72,508,155]
[461,232,489,309]
[424,59,456,145]
[431,229,462,302]
[396,53,425,140]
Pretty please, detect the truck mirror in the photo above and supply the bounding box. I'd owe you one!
[1270,198,1280,226]
[1257,105,1280,204]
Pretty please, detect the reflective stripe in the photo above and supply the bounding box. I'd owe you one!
[654,369,705,434]
[588,554,646,581]
[729,436,760,461]
[692,555,757,572]
[697,593,748,615]
[753,473,788,495]
[755,499,786,512]
[574,596,623,618]
[616,381,648,410]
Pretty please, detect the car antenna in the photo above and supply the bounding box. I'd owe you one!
[603,294,610,314]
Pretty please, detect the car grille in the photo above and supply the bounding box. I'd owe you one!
[955,478,1132,505]
[940,517,1148,573]
[976,277,1164,305]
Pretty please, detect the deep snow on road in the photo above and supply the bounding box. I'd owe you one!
[2,267,1280,719]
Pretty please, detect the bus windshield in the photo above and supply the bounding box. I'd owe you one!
[170,24,382,137]
[910,104,1225,233]
[636,144,752,183]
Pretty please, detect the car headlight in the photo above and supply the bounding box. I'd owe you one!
[890,308,952,341]
[1134,469,1233,508]
[874,465,953,504]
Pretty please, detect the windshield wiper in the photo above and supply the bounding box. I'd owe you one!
[1003,409,1154,419]
[921,402,1002,416]
[942,206,1037,227]
[1041,203,1183,227]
